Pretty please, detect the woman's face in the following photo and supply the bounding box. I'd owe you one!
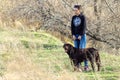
[74,8,80,15]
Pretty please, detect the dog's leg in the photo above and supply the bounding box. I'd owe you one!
[75,63,82,72]
[96,62,100,71]
[78,63,82,72]
[70,59,74,67]
[73,60,82,72]
[70,59,76,71]
[96,53,101,71]
[72,60,77,71]
[90,59,95,72]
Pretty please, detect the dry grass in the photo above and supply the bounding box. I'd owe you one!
[0,27,120,80]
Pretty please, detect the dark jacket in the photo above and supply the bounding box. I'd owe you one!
[71,13,86,36]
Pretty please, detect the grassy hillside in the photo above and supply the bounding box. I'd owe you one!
[0,28,120,80]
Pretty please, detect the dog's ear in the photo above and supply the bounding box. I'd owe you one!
[69,44,74,54]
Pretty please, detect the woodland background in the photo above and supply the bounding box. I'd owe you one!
[0,0,120,53]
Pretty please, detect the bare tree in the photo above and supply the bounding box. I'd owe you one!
[0,0,120,53]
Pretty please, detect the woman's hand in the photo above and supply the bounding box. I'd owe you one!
[78,36,81,40]
[73,35,76,40]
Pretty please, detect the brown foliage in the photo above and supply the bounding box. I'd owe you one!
[0,0,120,53]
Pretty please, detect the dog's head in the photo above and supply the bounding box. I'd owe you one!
[63,43,74,53]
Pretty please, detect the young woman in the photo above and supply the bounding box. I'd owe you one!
[71,5,89,71]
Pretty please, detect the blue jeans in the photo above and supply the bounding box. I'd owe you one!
[74,34,88,67]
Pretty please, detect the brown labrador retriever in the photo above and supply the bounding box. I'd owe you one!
[63,43,101,72]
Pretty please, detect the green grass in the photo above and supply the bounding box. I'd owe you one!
[0,53,7,76]
[0,28,120,80]
[34,49,120,80]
